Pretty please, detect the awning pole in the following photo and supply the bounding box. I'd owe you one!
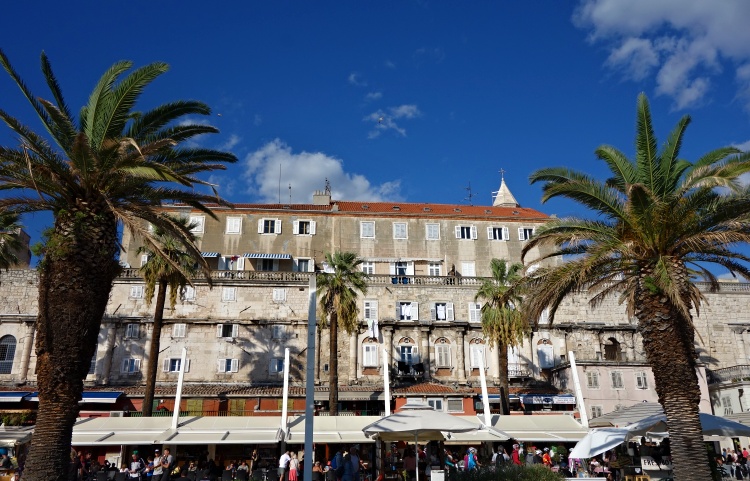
[282,348,291,436]
[303,275,317,481]
[478,355,491,426]
[568,351,589,428]
[171,347,187,430]
[383,348,391,417]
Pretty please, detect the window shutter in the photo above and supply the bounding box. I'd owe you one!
[309,221,316,235]
[396,304,401,320]
[184,359,190,372]
[470,226,477,239]
[231,359,239,372]
[163,359,170,372]
[272,260,279,271]
[269,359,277,374]
[430,303,437,320]
[133,359,141,372]
[216,325,223,337]
[454,226,461,238]
[231,324,239,338]
[411,302,419,320]
[518,227,525,240]
[446,303,455,321]
[406,262,414,276]
[503,227,510,240]
[488,227,494,239]
[275,219,281,233]
[412,346,420,363]
[237,257,245,270]
[292,220,299,234]
[217,359,226,373]
[121,359,129,373]
[218,257,226,270]
[258,219,264,233]
[371,300,378,320]
[389,263,396,275]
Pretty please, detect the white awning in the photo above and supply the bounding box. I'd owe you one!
[287,415,381,444]
[491,414,588,442]
[0,392,32,403]
[201,252,221,258]
[0,426,34,447]
[243,253,292,260]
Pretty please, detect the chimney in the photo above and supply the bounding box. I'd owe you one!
[312,190,331,206]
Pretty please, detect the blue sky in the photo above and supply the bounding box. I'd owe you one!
[2,1,750,253]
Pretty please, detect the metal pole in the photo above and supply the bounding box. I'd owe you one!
[478,355,491,426]
[282,348,291,434]
[568,351,589,428]
[303,275,317,481]
[383,348,391,417]
[171,347,187,430]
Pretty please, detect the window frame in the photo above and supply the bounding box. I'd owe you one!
[468,302,482,323]
[393,222,408,240]
[120,358,141,374]
[361,261,375,275]
[129,285,144,299]
[172,323,187,338]
[189,215,205,234]
[222,287,237,302]
[427,398,444,411]
[610,370,624,389]
[258,218,282,234]
[364,300,379,321]
[226,216,242,234]
[216,323,239,339]
[273,288,287,302]
[181,285,196,301]
[360,221,375,239]
[428,262,441,276]
[218,358,240,373]
[397,301,419,321]
[591,405,603,419]
[363,344,379,367]
[125,323,140,339]
[293,220,316,236]
[435,344,451,368]
[487,226,510,241]
[635,371,648,389]
[446,399,464,413]
[269,358,284,374]
[518,227,535,241]
[425,223,440,240]
[430,302,454,321]
[586,371,600,389]
[455,225,478,240]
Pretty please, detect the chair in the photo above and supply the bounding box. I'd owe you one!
[236,471,249,481]
[222,471,234,481]
[413,363,424,374]
[114,473,128,481]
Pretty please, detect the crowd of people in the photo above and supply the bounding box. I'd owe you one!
[717,446,750,479]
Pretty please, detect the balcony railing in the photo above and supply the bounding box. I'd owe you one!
[707,365,750,384]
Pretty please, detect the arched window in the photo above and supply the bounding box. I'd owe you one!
[434,337,451,368]
[362,337,379,367]
[397,337,418,374]
[537,339,555,369]
[469,338,486,369]
[0,336,16,374]
[604,337,622,361]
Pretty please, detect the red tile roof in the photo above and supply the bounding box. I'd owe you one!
[392,382,474,395]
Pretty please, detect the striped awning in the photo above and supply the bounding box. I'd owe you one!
[242,253,292,260]
[201,252,221,258]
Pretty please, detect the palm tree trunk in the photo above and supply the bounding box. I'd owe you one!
[498,342,510,415]
[23,208,119,481]
[636,285,711,481]
[143,280,168,417]
[329,313,339,416]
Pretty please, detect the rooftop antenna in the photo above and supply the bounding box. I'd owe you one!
[289,184,292,203]
[324,178,331,196]
[464,182,476,206]
[278,163,282,204]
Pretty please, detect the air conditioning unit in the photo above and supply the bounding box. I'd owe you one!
[109,411,125,417]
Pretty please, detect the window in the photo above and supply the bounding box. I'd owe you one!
[258,259,278,272]
[362,262,375,275]
[172,323,187,338]
[226,217,242,234]
[293,220,316,235]
[430,302,454,321]
[273,288,286,302]
[363,344,378,367]
[399,345,418,365]
[586,371,600,389]
[461,262,476,277]
[120,358,141,374]
[360,221,375,238]
[394,261,408,276]
[272,325,285,340]
[518,227,535,241]
[140,254,149,267]
[88,355,96,375]
[455,225,477,240]
[364,300,378,321]
[129,285,144,299]
[488,226,510,241]
[393,222,408,239]
[446,399,464,413]
[216,324,239,338]
[295,259,311,272]
[427,399,444,411]
[269,358,284,374]
[722,396,733,415]
[470,344,485,369]
[435,344,451,368]
[181,286,196,301]
[635,371,648,389]
[189,215,205,234]
[163,358,188,373]
[425,224,440,240]
[591,405,603,419]
[428,263,441,276]
[468,302,482,323]
[397,302,419,321]
[611,371,624,389]
[125,324,140,339]
[222,287,237,302]
[218,358,239,373]
[0,336,16,375]
[258,218,281,234]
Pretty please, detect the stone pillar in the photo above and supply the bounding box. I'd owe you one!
[383,327,394,372]
[100,323,118,385]
[420,327,430,380]
[348,331,358,383]
[18,322,35,382]
[456,329,467,384]
[315,327,322,384]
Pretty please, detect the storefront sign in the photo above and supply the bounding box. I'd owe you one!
[640,456,673,471]
[519,395,576,405]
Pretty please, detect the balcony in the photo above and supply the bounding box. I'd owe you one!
[707,365,750,384]
[395,361,425,378]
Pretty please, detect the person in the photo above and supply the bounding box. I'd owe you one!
[332,448,344,481]
[250,450,259,473]
[153,449,164,481]
[130,451,146,481]
[288,454,298,481]
[511,445,522,466]
[187,462,198,474]
[237,462,249,473]
[402,449,417,480]
[0,453,12,470]
[311,461,324,481]
[279,451,291,481]
[121,465,131,474]
[145,457,155,480]
[161,449,175,480]
[542,448,552,468]
[348,448,360,480]
[464,448,479,471]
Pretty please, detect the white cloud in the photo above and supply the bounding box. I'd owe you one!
[734,139,750,152]
[348,73,367,87]
[363,104,422,139]
[218,134,241,151]
[253,114,262,126]
[244,139,402,203]
[573,0,750,110]
[385,60,396,69]
[365,91,383,101]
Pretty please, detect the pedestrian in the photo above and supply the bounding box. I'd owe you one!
[511,445,522,466]
[129,451,146,481]
[279,451,291,481]
[288,454,299,481]
[161,449,175,480]
[153,449,163,481]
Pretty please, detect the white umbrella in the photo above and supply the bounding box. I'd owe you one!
[362,401,482,481]
[568,428,630,459]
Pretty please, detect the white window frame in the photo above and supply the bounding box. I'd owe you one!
[120,358,141,374]
[163,358,183,373]
[129,285,144,299]
[172,323,187,338]
[216,324,239,338]
[189,215,205,234]
[446,399,464,413]
[363,344,378,367]
[181,286,196,301]
[140,254,149,267]
[454,225,477,240]
[428,262,441,276]
[469,344,486,369]
[435,345,451,368]
[273,288,287,302]
[294,258,312,272]
[722,396,734,415]
[425,223,440,240]
[361,261,375,275]
[487,226,510,241]
[257,259,279,272]
[397,301,419,321]
[427,398,444,411]
[518,227,535,241]
[269,358,284,374]
[635,371,648,389]
[272,325,285,340]
[431,302,454,321]
[468,302,482,323]
[125,323,140,339]
[293,220,316,236]
[258,218,281,234]
[222,287,237,302]
[364,300,378,321]
[461,261,476,277]
[591,405,603,419]
[217,358,239,373]
[360,221,375,239]
[393,222,408,240]
[611,371,624,389]
[586,371,600,389]
[226,216,242,234]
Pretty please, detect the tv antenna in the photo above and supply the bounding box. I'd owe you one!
[464,182,476,206]
[289,184,292,203]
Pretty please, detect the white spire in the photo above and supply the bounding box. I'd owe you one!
[492,170,519,207]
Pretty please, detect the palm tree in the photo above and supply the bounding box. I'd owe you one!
[0,50,236,481]
[316,251,368,415]
[521,93,750,481]
[0,212,22,269]
[475,258,527,415]
[138,218,205,417]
